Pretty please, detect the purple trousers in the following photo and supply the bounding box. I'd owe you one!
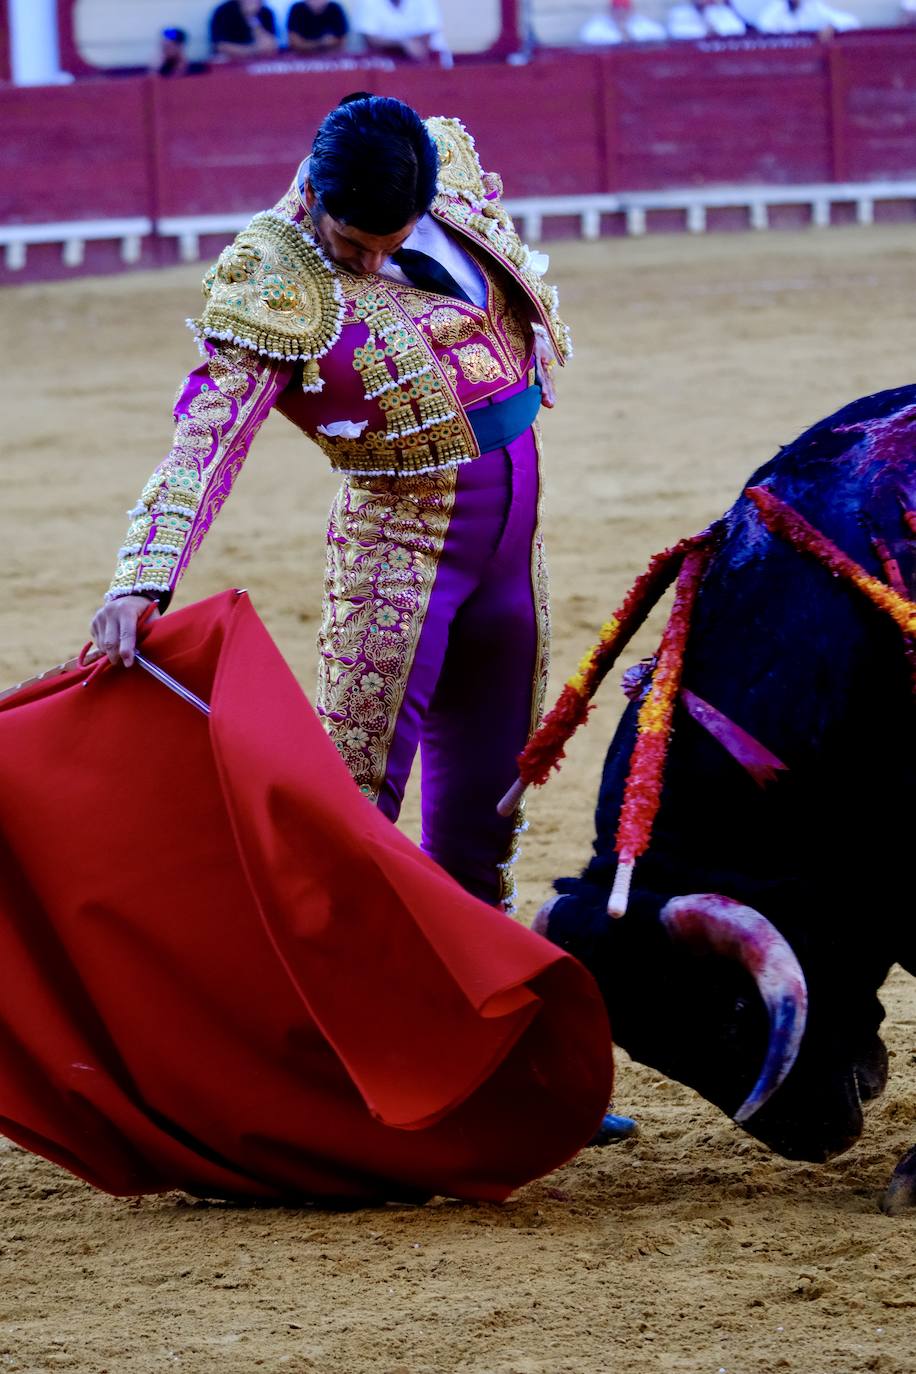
[317,425,548,908]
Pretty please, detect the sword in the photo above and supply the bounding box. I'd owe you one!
[134,652,211,717]
[0,650,211,718]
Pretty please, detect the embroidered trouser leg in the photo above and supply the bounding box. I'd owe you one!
[316,429,548,907]
[417,431,546,906]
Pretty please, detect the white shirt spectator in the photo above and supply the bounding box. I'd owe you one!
[626,10,668,37]
[667,3,708,36]
[580,3,666,42]
[703,2,746,33]
[580,11,625,42]
[668,0,746,36]
[756,0,858,30]
[354,0,448,53]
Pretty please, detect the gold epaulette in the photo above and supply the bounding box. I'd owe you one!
[426,117,572,366]
[192,211,344,393]
[425,117,488,205]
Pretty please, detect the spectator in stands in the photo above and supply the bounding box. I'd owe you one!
[666,0,746,37]
[579,0,666,43]
[155,27,209,75]
[353,0,452,63]
[755,0,859,31]
[210,0,280,58]
[287,0,349,50]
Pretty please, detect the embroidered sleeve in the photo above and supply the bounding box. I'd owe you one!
[106,342,292,603]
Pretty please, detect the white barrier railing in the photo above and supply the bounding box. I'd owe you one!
[3,179,916,272]
[0,218,153,271]
[156,214,254,264]
[151,180,916,253]
[500,180,916,241]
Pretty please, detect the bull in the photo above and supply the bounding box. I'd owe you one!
[528,383,916,1212]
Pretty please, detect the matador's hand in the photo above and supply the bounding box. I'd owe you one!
[90,595,160,669]
[533,328,558,409]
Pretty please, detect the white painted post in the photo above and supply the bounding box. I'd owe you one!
[686,203,707,234]
[121,235,143,264]
[9,0,73,85]
[626,207,646,237]
[749,202,769,230]
[62,238,85,267]
[522,212,542,243]
[581,208,601,240]
[856,198,874,226]
[179,233,201,263]
[811,199,831,228]
[5,242,27,271]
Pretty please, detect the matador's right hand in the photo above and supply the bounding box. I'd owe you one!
[532,327,558,409]
[90,595,160,669]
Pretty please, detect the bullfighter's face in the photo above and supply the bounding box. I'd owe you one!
[305,182,417,277]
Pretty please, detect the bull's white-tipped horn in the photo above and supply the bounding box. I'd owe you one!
[659,893,808,1124]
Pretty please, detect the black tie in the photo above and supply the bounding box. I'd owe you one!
[391,248,473,304]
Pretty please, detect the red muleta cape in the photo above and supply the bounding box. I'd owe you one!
[0,590,612,1203]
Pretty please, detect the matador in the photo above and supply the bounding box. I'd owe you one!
[94,95,572,909]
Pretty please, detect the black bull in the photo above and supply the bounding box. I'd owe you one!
[535,384,916,1211]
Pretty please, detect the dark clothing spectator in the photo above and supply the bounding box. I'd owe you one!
[210,1,279,56]
[156,26,209,75]
[287,0,349,49]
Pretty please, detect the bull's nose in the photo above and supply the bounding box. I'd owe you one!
[532,895,561,938]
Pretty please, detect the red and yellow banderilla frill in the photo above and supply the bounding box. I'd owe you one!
[512,480,916,922]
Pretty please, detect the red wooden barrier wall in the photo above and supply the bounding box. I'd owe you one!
[0,78,154,222]
[0,5,10,85]
[148,53,609,221]
[828,30,916,180]
[1,35,915,283]
[605,39,834,190]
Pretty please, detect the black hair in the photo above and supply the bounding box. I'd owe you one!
[162,26,187,43]
[309,96,439,235]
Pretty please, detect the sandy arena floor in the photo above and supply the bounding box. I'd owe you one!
[2,226,916,1373]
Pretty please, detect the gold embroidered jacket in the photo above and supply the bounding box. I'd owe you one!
[107,117,571,601]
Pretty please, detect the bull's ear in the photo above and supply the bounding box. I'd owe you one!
[660,894,807,1122]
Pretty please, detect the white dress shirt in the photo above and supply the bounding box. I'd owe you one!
[380,214,487,308]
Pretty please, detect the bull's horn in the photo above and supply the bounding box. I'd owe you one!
[660,893,808,1124]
